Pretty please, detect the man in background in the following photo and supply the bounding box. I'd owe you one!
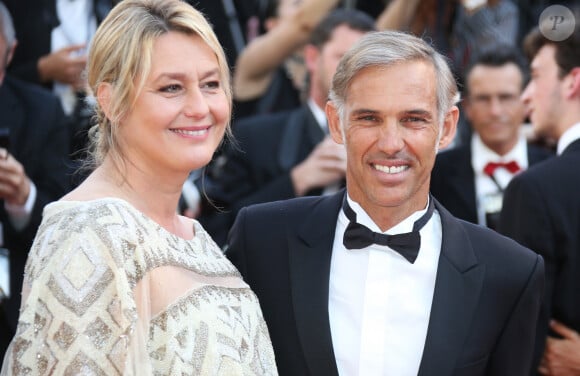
[0,2,71,356]
[431,46,552,230]
[499,26,580,375]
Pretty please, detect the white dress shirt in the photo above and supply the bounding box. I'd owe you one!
[52,0,97,114]
[557,122,580,155]
[329,195,442,375]
[471,133,528,226]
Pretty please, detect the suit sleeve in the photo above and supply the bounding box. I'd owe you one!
[499,176,554,372]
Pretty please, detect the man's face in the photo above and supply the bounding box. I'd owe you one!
[521,45,563,139]
[313,24,367,103]
[327,62,457,228]
[465,63,525,155]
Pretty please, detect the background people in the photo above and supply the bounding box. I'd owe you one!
[0,1,71,357]
[500,25,580,375]
[1,0,276,373]
[431,46,552,230]
[227,30,544,375]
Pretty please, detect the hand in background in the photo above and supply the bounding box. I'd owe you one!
[38,44,88,90]
[291,136,346,196]
[0,150,30,206]
[539,320,580,376]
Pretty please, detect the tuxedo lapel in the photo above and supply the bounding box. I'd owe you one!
[418,201,485,375]
[288,192,343,376]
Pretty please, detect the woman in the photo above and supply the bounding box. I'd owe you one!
[1,0,277,374]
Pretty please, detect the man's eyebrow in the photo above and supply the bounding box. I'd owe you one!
[402,109,433,118]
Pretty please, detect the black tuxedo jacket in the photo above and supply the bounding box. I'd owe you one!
[430,142,552,224]
[198,104,326,246]
[0,76,71,354]
[227,191,544,376]
[500,139,580,371]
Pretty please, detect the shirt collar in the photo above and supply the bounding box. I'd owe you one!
[308,98,327,132]
[471,132,529,174]
[345,194,429,235]
[557,122,580,155]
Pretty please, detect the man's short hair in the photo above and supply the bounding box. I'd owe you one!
[523,24,580,78]
[463,46,528,96]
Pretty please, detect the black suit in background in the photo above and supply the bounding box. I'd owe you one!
[0,76,71,356]
[4,0,113,87]
[500,139,580,371]
[430,142,552,224]
[226,191,544,376]
[198,104,326,246]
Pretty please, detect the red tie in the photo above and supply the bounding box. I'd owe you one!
[483,161,521,176]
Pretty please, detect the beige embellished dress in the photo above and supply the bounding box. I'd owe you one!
[1,198,277,375]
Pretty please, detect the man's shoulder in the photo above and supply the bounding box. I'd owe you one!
[3,76,59,103]
[243,193,337,217]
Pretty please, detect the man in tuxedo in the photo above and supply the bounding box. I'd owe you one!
[226,30,544,375]
[192,9,376,246]
[0,2,71,356]
[431,47,552,230]
[499,26,580,375]
[3,0,114,185]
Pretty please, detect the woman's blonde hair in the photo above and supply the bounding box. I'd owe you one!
[85,0,232,171]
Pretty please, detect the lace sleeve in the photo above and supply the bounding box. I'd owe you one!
[1,209,152,376]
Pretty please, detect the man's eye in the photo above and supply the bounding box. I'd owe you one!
[403,117,426,123]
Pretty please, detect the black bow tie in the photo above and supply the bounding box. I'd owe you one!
[342,196,435,263]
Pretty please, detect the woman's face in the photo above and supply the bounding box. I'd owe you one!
[118,31,230,177]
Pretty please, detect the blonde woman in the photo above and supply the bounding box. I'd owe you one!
[1,0,277,374]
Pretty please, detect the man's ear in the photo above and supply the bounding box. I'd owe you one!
[564,67,580,99]
[6,40,16,66]
[96,83,113,120]
[303,44,319,72]
[438,105,459,150]
[325,100,344,145]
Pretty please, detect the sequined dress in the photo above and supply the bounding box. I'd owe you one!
[1,198,277,375]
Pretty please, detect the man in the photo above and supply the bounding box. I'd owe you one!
[194,9,376,246]
[227,30,544,375]
[0,2,71,356]
[499,26,580,375]
[431,47,552,230]
[3,0,114,182]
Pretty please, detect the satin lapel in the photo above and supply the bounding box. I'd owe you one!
[289,191,343,376]
[418,200,485,376]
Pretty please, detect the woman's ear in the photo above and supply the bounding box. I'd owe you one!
[96,83,113,119]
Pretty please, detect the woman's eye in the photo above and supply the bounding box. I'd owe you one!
[160,84,182,93]
[203,81,220,90]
